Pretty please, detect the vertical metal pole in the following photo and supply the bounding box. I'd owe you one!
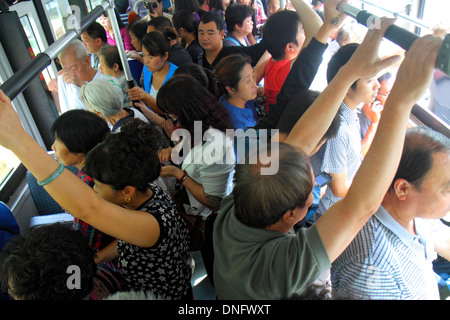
[105,1,137,98]
[414,0,426,35]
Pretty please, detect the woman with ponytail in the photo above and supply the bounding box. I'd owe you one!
[148,16,193,67]
[126,31,178,115]
[172,9,203,62]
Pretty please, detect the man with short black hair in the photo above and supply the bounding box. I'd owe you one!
[213,8,439,300]
[81,21,110,69]
[196,11,266,70]
[262,0,322,111]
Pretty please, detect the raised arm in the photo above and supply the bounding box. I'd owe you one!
[255,0,348,130]
[285,18,401,155]
[290,0,323,52]
[0,92,160,248]
[316,32,442,262]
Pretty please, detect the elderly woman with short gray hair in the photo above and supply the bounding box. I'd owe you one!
[81,78,148,132]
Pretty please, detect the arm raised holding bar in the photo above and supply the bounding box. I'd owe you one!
[336,1,450,76]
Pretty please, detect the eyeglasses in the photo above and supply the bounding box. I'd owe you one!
[164,113,178,124]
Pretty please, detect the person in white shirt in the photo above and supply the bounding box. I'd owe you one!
[157,74,235,218]
[56,39,119,114]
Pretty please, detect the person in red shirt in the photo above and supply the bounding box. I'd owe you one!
[262,0,322,112]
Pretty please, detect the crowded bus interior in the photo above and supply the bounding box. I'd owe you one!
[0,0,449,302]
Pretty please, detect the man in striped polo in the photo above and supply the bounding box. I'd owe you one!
[331,126,450,299]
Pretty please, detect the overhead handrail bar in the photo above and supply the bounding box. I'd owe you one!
[337,2,450,76]
[337,2,450,137]
[0,0,134,102]
[358,0,430,30]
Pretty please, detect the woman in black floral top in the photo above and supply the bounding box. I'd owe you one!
[116,182,191,298]
[83,119,192,300]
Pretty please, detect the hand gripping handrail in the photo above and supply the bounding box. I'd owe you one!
[337,2,450,138]
[337,2,450,76]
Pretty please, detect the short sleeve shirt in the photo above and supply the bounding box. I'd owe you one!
[219,95,258,130]
[316,102,363,216]
[264,58,291,112]
[331,206,442,300]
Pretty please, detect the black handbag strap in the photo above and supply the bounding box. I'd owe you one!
[0,225,19,235]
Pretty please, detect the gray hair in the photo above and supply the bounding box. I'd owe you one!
[233,142,314,229]
[58,39,89,62]
[389,126,450,192]
[81,78,124,118]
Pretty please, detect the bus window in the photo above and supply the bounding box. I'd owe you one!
[44,0,66,39]
[85,0,103,12]
[19,15,54,84]
[421,0,450,126]
[0,147,20,186]
[421,0,450,32]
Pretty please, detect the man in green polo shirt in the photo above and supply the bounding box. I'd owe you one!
[213,6,441,299]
